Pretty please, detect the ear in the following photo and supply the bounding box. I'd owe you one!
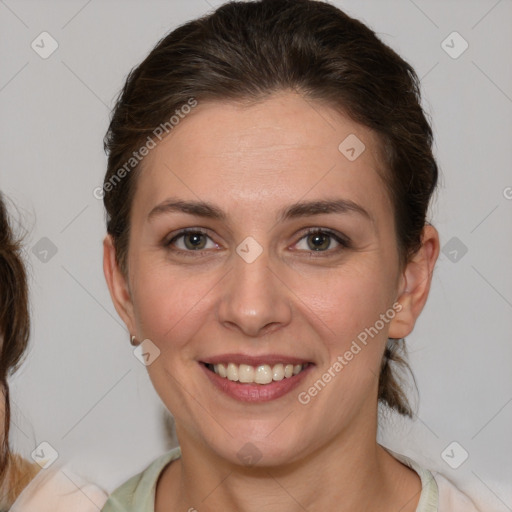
[388,225,440,339]
[103,235,136,335]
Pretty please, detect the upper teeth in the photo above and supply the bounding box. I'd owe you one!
[212,363,306,384]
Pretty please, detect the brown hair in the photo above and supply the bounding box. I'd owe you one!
[103,0,438,417]
[0,194,39,506]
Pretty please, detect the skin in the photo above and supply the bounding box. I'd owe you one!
[104,90,439,511]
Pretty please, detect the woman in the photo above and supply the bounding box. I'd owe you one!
[0,194,39,507]
[0,194,107,510]
[101,1,480,510]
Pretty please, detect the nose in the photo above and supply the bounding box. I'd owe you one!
[216,244,293,338]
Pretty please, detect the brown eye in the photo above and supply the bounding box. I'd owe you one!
[294,228,350,254]
[306,232,331,251]
[183,232,207,250]
[166,229,217,253]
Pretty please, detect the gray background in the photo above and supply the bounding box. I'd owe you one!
[1,0,511,509]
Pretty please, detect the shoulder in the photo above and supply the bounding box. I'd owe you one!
[383,446,481,512]
[435,473,481,511]
[10,463,107,512]
[101,447,182,512]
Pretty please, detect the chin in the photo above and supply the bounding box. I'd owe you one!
[198,422,308,469]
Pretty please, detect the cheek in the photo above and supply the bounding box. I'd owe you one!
[0,395,5,439]
[130,266,214,416]
[130,262,216,351]
[292,262,397,405]
[299,264,396,344]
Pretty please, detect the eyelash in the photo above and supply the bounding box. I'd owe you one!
[164,227,351,258]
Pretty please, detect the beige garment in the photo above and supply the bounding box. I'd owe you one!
[8,460,107,512]
[436,474,483,511]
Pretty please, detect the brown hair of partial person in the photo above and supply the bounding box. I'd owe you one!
[0,195,40,507]
[102,0,438,417]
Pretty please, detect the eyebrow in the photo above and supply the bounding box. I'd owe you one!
[148,197,372,223]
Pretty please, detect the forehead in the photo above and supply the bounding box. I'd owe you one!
[135,91,391,220]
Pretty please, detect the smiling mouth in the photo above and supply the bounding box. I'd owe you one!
[203,362,311,385]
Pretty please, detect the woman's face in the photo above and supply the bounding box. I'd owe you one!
[110,91,412,465]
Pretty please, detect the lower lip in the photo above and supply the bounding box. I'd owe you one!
[201,363,313,402]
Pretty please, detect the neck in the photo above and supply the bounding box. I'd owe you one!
[156,412,421,512]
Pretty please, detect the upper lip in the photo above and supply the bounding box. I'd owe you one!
[201,354,313,366]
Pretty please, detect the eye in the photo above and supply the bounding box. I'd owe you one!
[166,229,218,252]
[164,227,350,257]
[294,228,349,253]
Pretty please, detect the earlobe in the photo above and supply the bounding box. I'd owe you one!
[388,225,440,340]
[103,235,136,334]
